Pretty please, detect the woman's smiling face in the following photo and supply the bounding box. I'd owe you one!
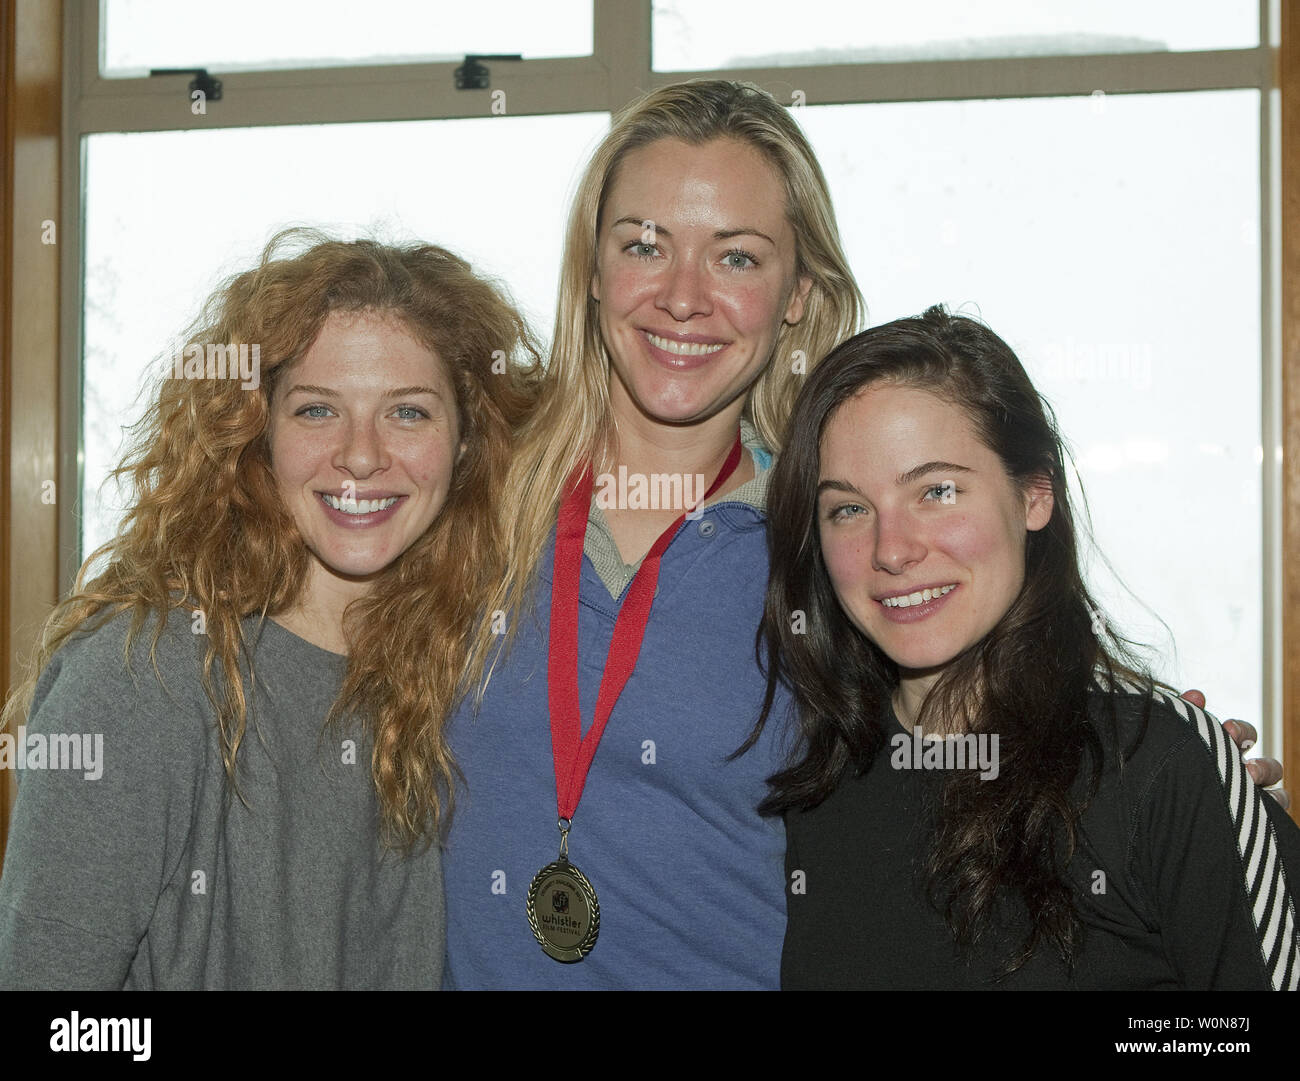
[268,309,462,601]
[591,136,811,427]
[816,382,1054,679]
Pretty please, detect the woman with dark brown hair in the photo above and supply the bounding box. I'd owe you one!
[0,229,539,988]
[757,305,1300,989]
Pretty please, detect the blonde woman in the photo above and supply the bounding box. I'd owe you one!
[443,79,1279,990]
[0,231,539,989]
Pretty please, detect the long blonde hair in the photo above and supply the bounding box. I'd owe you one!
[471,79,863,682]
[3,228,541,849]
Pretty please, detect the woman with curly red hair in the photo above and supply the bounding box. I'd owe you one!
[0,229,539,989]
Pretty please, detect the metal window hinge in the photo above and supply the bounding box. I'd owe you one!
[455,54,522,90]
[149,68,223,102]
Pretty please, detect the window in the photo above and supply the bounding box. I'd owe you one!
[799,90,1261,717]
[102,0,593,75]
[653,0,1258,69]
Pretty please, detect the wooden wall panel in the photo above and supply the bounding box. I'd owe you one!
[0,0,61,862]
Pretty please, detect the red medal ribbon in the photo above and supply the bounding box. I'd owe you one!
[547,431,745,821]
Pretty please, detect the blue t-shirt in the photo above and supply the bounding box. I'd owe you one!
[442,497,792,989]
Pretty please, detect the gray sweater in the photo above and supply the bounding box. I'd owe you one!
[0,610,444,989]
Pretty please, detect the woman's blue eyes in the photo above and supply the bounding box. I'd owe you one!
[722,249,757,269]
[826,486,961,520]
[294,404,429,420]
[623,242,758,269]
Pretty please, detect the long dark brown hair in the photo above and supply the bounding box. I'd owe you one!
[751,304,1156,976]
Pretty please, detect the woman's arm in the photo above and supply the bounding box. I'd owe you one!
[0,621,195,989]
[1139,692,1300,990]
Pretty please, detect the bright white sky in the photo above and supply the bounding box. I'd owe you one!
[102,0,1258,72]
[652,0,1257,67]
[104,0,593,71]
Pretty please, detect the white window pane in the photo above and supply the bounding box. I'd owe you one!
[82,112,609,562]
[103,0,593,76]
[654,0,1258,70]
[798,90,1261,724]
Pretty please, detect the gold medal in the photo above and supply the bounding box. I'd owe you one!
[527,820,600,962]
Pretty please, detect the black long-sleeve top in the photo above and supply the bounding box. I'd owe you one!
[782,685,1300,990]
